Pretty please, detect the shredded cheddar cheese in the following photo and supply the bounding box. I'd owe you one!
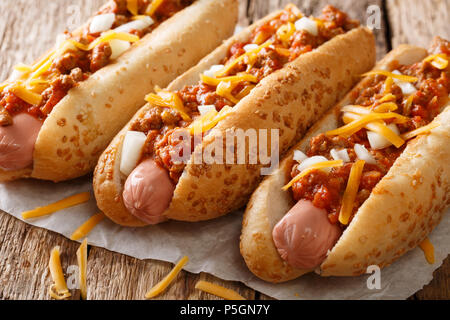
[126,0,139,15]
[343,112,405,148]
[22,192,90,220]
[282,160,344,191]
[146,0,164,16]
[195,281,246,300]
[145,91,191,121]
[14,63,33,73]
[68,31,139,52]
[188,106,233,134]
[419,238,435,264]
[216,81,239,104]
[77,239,88,300]
[326,112,409,138]
[401,122,440,140]
[70,212,105,241]
[277,22,296,46]
[378,94,397,103]
[145,256,189,299]
[383,76,394,93]
[339,160,365,225]
[215,41,273,77]
[10,84,43,105]
[424,54,449,70]
[403,94,415,115]
[48,246,71,300]
[235,84,255,100]
[363,70,418,83]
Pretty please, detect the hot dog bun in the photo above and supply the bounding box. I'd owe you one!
[0,0,238,182]
[93,8,376,227]
[240,44,450,283]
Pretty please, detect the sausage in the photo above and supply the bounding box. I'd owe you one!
[122,159,175,224]
[0,113,43,170]
[272,200,342,269]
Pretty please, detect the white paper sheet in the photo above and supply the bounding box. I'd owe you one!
[0,176,448,300]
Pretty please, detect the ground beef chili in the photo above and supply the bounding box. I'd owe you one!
[290,37,450,227]
[0,0,195,123]
[130,5,360,182]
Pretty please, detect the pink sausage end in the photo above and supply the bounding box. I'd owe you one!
[0,113,42,171]
[272,200,342,269]
[122,159,174,225]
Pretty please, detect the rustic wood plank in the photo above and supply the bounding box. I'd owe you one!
[0,211,80,300]
[387,0,450,48]
[413,256,450,300]
[246,0,389,60]
[87,246,256,300]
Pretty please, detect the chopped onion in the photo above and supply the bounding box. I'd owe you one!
[203,64,225,78]
[330,149,350,162]
[294,17,318,36]
[114,16,154,33]
[89,13,115,34]
[198,104,216,116]
[392,70,417,95]
[243,44,259,52]
[367,123,400,150]
[298,156,329,172]
[354,144,377,165]
[120,131,147,176]
[293,150,308,162]
[109,39,131,60]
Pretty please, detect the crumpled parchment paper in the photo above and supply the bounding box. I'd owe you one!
[0,176,448,300]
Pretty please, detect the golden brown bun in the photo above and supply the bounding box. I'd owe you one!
[241,44,450,283]
[94,22,375,226]
[0,0,238,182]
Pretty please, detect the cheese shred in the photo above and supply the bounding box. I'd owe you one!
[419,238,435,264]
[22,192,90,220]
[401,122,440,141]
[145,256,189,299]
[48,246,71,300]
[339,160,365,225]
[195,281,246,300]
[77,239,88,300]
[282,160,344,191]
[70,212,105,241]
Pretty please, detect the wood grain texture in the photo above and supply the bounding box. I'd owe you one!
[387,0,450,48]
[0,0,449,300]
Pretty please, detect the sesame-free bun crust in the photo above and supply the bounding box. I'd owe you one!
[94,20,376,226]
[0,0,238,182]
[241,44,450,283]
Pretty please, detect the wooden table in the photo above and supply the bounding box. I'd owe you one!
[0,0,449,300]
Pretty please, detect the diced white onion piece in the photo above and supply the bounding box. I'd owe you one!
[120,131,147,176]
[294,17,318,36]
[392,70,417,95]
[203,64,225,78]
[354,144,377,165]
[109,39,131,60]
[243,44,259,52]
[330,148,350,162]
[298,156,329,173]
[89,13,116,34]
[198,104,216,116]
[367,123,400,150]
[114,16,154,33]
[293,150,308,163]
